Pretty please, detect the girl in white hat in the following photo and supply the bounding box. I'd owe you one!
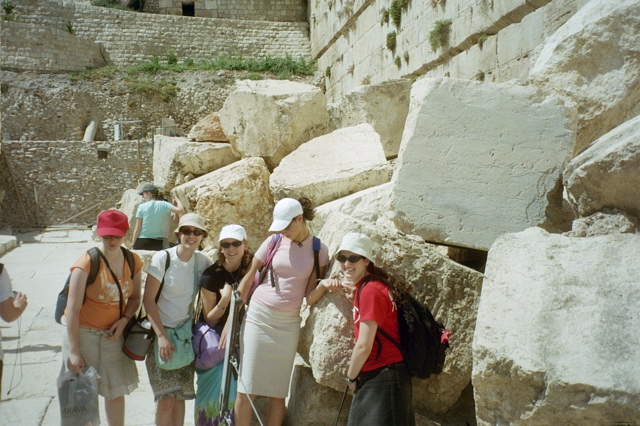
[231,198,341,426]
[331,232,415,426]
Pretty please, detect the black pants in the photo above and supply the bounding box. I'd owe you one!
[348,363,414,425]
[133,238,164,251]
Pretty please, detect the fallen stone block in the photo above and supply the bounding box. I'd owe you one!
[187,112,228,142]
[473,227,640,425]
[270,124,392,206]
[390,77,575,251]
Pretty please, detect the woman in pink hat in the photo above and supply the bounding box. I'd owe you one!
[231,198,341,426]
[64,210,144,426]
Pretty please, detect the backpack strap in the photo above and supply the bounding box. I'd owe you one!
[122,247,135,280]
[96,249,125,317]
[267,233,282,287]
[155,249,171,304]
[82,248,102,304]
[312,236,321,281]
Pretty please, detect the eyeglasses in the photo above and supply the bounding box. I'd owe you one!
[180,227,205,236]
[220,241,243,249]
[336,254,365,263]
[102,235,123,241]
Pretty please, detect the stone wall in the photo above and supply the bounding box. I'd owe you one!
[5,0,310,71]
[312,0,592,101]
[0,140,153,227]
[0,21,108,73]
[157,0,307,22]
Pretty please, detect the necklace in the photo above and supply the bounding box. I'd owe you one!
[294,230,311,247]
[224,261,242,287]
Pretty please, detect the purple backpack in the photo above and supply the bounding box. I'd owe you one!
[192,322,225,370]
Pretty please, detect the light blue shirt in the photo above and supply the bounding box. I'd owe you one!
[136,200,173,239]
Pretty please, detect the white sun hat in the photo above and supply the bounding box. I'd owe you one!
[334,232,374,261]
[219,224,247,242]
[268,198,303,232]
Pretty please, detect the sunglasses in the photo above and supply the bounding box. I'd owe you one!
[220,240,243,249]
[180,227,205,236]
[102,235,123,241]
[336,254,365,263]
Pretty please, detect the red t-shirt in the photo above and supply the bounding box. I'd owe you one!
[354,275,403,372]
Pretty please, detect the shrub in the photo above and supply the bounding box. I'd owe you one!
[394,56,401,68]
[403,51,410,64]
[429,19,452,52]
[380,8,389,25]
[66,21,75,35]
[386,31,397,51]
[389,1,401,28]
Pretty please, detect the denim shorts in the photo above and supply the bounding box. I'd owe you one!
[347,363,415,426]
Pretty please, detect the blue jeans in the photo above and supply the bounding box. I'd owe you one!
[347,363,415,426]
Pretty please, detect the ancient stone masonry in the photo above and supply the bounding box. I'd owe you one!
[4,0,310,72]
[311,0,592,101]
[155,0,307,22]
[0,140,153,227]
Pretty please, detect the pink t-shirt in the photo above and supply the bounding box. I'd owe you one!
[251,234,329,312]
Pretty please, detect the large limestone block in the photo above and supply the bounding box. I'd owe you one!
[564,209,640,238]
[117,189,144,248]
[328,79,412,158]
[299,211,484,414]
[528,0,640,155]
[219,80,329,170]
[270,124,393,206]
[473,227,640,424]
[286,363,352,425]
[390,77,575,251]
[153,135,239,190]
[171,157,273,251]
[563,115,640,220]
[187,112,228,142]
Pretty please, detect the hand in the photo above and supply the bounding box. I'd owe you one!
[157,335,175,362]
[319,279,341,292]
[348,380,357,394]
[106,317,128,340]
[67,352,85,375]
[218,320,230,350]
[12,292,28,310]
[342,282,356,302]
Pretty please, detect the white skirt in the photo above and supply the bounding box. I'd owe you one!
[237,303,301,398]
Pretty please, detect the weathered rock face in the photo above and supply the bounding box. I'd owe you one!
[328,79,412,159]
[564,209,640,238]
[299,210,484,414]
[528,0,640,155]
[187,112,229,142]
[473,227,640,425]
[171,157,273,250]
[153,135,239,191]
[286,363,352,426]
[389,77,576,251]
[117,188,144,248]
[270,124,393,206]
[563,115,640,220]
[218,79,329,170]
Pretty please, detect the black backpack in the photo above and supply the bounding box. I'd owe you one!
[359,278,451,379]
[54,247,135,324]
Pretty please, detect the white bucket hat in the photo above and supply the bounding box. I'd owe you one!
[334,232,374,261]
[268,198,303,232]
[219,224,247,242]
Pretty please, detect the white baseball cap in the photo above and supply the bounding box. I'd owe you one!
[334,232,374,261]
[219,224,247,242]
[268,198,303,232]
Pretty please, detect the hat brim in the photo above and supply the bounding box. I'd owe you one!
[268,218,291,232]
[97,227,127,237]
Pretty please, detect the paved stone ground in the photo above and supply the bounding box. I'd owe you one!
[0,227,195,426]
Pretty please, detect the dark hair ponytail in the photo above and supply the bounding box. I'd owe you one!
[365,262,411,302]
[298,197,315,222]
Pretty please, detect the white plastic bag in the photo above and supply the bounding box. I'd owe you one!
[57,365,100,426]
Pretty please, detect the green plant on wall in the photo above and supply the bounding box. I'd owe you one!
[429,19,452,52]
[389,0,401,28]
[386,31,397,51]
[478,33,489,49]
[325,66,331,77]
[381,8,389,25]
[66,20,75,34]
[403,51,410,64]
[166,50,178,65]
[475,71,485,81]
[361,75,371,85]
[394,56,401,69]
[430,0,446,7]
[2,0,15,20]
